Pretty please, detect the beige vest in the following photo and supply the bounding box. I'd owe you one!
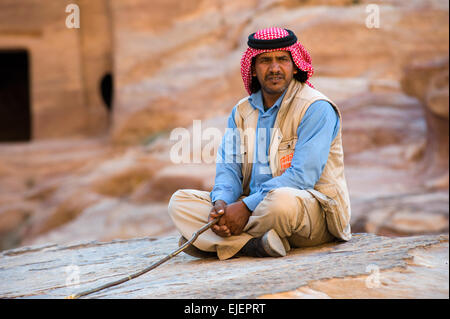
[234,79,352,241]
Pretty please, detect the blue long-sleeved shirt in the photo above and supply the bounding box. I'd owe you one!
[210,88,340,211]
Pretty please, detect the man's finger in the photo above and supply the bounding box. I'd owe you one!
[212,224,231,237]
[210,211,224,219]
[212,229,227,237]
[209,209,225,224]
[210,207,224,216]
[212,222,226,231]
[217,216,226,225]
[220,226,231,236]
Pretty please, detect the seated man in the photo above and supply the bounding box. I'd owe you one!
[168,27,351,260]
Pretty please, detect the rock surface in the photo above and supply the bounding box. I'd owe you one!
[0,233,447,299]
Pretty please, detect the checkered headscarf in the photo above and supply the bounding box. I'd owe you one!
[240,27,314,95]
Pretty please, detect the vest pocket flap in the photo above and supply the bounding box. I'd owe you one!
[278,137,298,151]
[307,186,351,241]
[306,188,337,209]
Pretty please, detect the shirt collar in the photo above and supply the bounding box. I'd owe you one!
[248,89,287,113]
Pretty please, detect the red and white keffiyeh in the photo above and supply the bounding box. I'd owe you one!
[240,27,314,95]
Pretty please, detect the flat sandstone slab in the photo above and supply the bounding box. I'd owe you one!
[0,233,447,299]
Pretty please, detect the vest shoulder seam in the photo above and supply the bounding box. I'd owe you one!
[236,97,257,121]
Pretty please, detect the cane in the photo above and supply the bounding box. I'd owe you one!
[66,218,219,299]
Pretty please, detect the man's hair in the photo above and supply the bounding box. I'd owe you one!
[250,53,308,94]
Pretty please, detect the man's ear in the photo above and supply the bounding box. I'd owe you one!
[293,68,298,74]
[251,66,256,77]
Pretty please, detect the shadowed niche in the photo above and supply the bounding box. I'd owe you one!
[0,49,31,142]
[100,73,113,112]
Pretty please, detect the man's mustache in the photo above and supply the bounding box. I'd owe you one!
[265,72,285,80]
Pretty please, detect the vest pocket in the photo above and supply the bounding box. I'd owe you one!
[277,137,297,174]
[278,137,297,151]
[307,184,351,241]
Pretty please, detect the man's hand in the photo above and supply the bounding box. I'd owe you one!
[223,201,251,236]
[209,200,251,237]
[209,200,230,237]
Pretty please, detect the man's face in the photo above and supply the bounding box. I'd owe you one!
[252,51,297,95]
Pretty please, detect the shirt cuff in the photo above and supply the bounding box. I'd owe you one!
[242,191,265,212]
[210,191,236,205]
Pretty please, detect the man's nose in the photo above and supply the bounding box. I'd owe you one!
[268,61,281,72]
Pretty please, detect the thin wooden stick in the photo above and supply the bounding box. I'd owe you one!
[66,218,219,299]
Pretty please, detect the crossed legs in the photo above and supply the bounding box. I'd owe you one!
[168,187,334,260]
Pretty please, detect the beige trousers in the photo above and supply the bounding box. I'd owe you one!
[168,187,335,260]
